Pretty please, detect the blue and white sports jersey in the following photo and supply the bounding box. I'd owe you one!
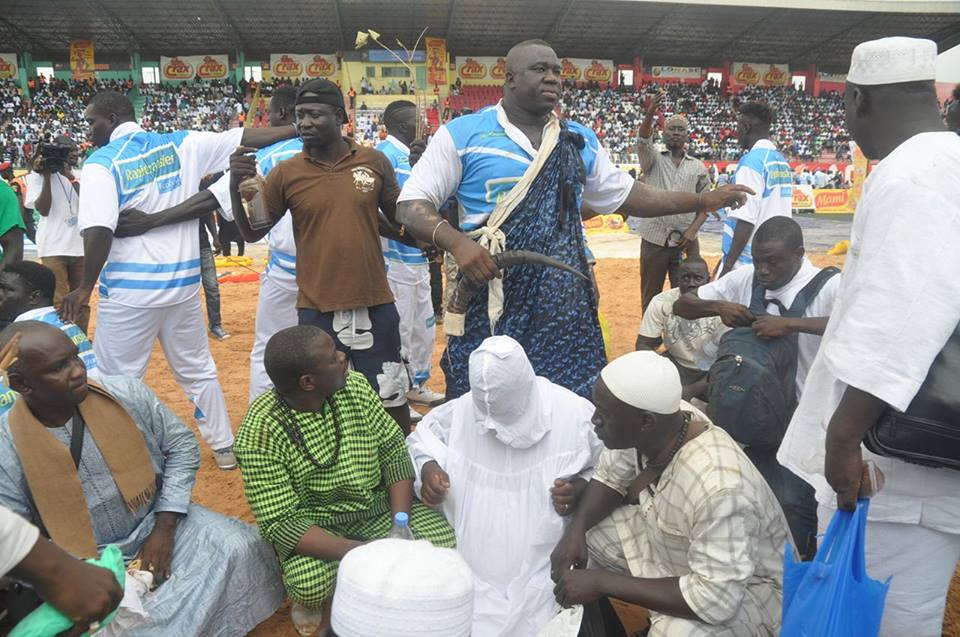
[209,137,302,290]
[0,306,101,417]
[378,135,427,268]
[80,122,244,307]
[399,102,633,231]
[724,138,793,268]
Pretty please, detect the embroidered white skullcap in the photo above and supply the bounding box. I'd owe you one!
[847,37,937,86]
[599,351,681,415]
[331,539,474,637]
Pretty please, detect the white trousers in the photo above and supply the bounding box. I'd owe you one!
[387,271,435,388]
[248,274,299,403]
[818,503,960,637]
[93,293,234,451]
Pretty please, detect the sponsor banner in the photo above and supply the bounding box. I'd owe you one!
[70,40,95,80]
[814,189,853,213]
[584,213,628,235]
[792,184,815,209]
[818,72,847,84]
[651,65,702,80]
[425,38,448,86]
[160,55,229,81]
[269,54,337,80]
[848,141,869,211]
[560,58,615,83]
[731,62,790,87]
[455,56,505,84]
[0,53,18,80]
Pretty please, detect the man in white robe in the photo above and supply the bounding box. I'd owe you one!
[406,335,603,637]
[778,37,960,636]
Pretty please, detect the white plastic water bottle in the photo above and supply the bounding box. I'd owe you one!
[387,512,414,540]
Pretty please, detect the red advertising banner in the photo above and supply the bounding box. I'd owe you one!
[269,54,337,80]
[731,62,791,87]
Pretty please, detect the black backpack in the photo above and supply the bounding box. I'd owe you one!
[707,267,840,449]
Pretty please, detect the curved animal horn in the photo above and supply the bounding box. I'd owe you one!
[446,250,589,315]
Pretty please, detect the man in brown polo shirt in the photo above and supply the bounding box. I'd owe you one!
[229,78,411,432]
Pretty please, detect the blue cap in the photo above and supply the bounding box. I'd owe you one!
[394,512,409,525]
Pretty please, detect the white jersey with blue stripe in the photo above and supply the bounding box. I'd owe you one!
[446,106,600,231]
[378,135,427,269]
[399,102,634,233]
[725,138,793,268]
[80,122,244,307]
[208,137,302,290]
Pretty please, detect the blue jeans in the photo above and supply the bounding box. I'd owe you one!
[745,446,818,558]
[199,247,221,328]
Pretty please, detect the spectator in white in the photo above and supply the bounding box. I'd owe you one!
[58,90,295,470]
[633,92,710,312]
[405,335,603,637]
[719,102,793,275]
[24,135,87,333]
[635,257,721,402]
[550,351,790,636]
[813,168,829,189]
[331,539,474,637]
[778,37,960,636]
[1,505,122,637]
[674,216,838,556]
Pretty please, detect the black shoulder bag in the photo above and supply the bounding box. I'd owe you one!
[864,322,960,469]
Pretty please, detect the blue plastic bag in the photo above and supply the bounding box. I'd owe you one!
[781,499,890,637]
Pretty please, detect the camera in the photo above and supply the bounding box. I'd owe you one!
[38,142,72,174]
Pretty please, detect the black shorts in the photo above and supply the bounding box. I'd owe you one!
[298,303,408,407]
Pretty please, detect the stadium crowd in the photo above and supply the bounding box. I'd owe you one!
[139,80,245,133]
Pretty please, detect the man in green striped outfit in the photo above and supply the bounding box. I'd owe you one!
[235,325,454,635]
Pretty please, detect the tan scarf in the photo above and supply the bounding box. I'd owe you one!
[445,114,562,337]
[9,382,157,558]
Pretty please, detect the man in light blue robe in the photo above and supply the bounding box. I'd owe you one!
[0,321,285,637]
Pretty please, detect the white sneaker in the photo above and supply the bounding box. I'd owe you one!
[213,447,237,470]
[406,386,445,407]
[409,406,423,424]
[291,602,324,636]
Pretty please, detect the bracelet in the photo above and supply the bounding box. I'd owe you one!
[431,219,450,247]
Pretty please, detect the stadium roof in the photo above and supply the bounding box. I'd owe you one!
[2,0,958,72]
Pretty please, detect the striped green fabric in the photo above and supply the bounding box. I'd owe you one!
[235,372,415,560]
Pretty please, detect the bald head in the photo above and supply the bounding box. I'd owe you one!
[505,39,554,74]
[0,321,88,405]
[0,321,66,374]
[503,39,561,117]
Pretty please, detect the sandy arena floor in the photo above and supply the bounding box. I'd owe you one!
[91,247,958,636]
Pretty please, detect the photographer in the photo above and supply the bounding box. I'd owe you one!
[24,136,87,332]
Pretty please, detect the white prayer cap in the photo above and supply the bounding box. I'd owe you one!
[847,37,937,86]
[331,539,474,637]
[599,351,681,415]
[469,335,547,449]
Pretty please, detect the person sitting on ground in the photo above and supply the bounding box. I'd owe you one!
[234,325,456,636]
[406,335,603,637]
[330,539,474,637]
[0,321,285,636]
[635,257,721,402]
[0,261,99,417]
[673,216,839,557]
[550,351,790,636]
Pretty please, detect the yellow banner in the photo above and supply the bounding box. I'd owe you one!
[814,189,854,213]
[0,54,18,80]
[584,214,629,235]
[848,142,869,211]
[70,40,95,80]
[425,38,448,87]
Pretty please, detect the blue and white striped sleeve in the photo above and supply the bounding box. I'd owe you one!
[78,162,121,233]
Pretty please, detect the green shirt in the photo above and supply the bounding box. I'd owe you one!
[0,180,25,258]
[235,372,414,560]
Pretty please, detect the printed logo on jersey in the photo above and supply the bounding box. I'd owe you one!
[115,143,182,195]
[484,177,521,204]
[352,167,376,193]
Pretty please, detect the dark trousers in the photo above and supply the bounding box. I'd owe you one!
[199,247,222,328]
[220,238,245,256]
[429,256,443,318]
[640,238,683,312]
[745,446,818,559]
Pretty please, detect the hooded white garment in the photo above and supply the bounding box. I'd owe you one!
[407,336,603,637]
